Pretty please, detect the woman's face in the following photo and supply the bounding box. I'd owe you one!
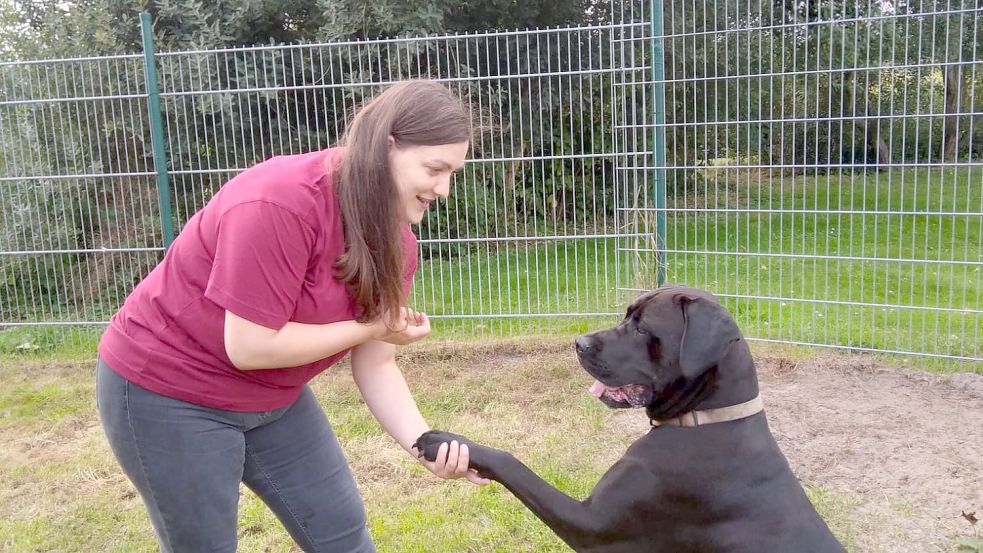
[388,139,469,224]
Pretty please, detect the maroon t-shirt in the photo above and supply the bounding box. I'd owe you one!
[98,148,418,411]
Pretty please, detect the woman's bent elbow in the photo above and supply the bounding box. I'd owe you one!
[223,310,276,370]
[225,344,260,370]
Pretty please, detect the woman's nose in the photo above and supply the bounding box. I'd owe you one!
[434,177,451,198]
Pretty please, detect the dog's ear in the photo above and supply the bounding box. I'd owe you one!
[678,296,741,379]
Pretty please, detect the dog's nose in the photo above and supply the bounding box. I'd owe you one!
[575,336,594,353]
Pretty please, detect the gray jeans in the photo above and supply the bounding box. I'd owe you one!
[96,357,376,553]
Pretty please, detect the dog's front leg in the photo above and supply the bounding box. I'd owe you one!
[415,430,614,551]
[485,453,618,550]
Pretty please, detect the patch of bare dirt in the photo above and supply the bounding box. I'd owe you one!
[760,355,982,552]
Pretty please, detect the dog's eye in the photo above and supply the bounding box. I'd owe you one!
[635,324,648,335]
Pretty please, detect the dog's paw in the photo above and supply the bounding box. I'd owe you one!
[412,430,476,462]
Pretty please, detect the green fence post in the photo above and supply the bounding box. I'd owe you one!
[650,0,668,286]
[140,11,175,249]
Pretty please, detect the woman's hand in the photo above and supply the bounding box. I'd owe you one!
[415,440,490,485]
[374,307,431,346]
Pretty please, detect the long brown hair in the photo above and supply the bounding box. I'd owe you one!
[335,80,470,325]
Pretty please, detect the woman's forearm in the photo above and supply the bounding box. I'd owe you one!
[350,341,430,453]
[224,310,380,370]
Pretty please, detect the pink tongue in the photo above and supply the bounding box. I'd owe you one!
[589,380,610,398]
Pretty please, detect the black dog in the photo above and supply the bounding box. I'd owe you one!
[415,285,845,552]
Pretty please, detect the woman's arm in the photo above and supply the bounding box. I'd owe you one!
[224,311,382,370]
[225,307,433,370]
[351,338,489,485]
[350,339,429,452]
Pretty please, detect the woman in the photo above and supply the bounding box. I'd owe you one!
[96,80,487,553]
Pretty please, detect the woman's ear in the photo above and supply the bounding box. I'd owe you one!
[387,135,396,150]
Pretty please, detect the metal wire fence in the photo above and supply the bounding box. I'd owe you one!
[647,0,983,363]
[0,2,980,365]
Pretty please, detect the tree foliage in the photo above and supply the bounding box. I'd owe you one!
[661,0,982,177]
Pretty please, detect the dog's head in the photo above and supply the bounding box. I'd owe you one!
[576,285,753,419]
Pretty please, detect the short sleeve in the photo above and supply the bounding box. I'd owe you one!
[204,201,316,329]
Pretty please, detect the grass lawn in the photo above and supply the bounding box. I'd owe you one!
[666,167,982,363]
[411,167,981,368]
[1,168,980,370]
[0,340,870,552]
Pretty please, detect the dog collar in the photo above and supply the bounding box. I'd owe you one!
[650,394,764,427]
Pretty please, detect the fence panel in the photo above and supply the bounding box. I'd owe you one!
[0,55,164,352]
[1,5,981,365]
[0,25,644,353]
[153,27,641,337]
[634,0,982,361]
